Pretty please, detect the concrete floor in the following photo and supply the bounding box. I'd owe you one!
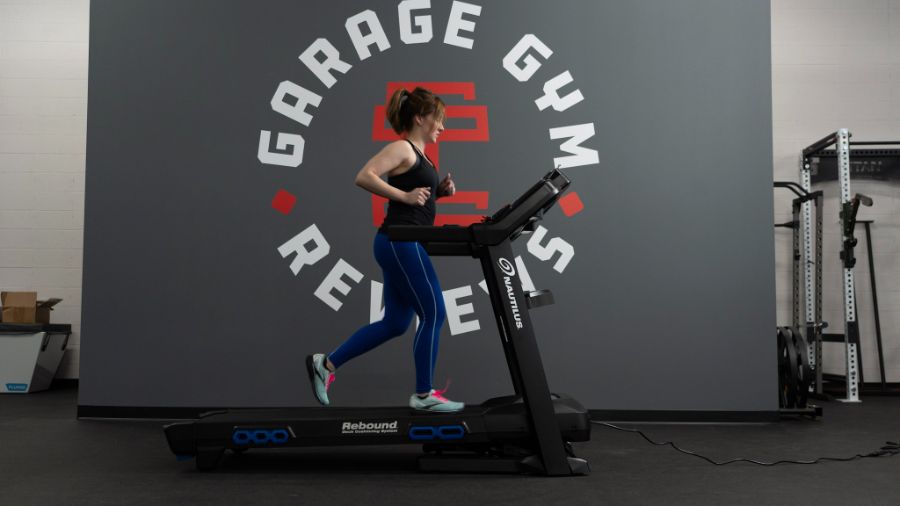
[1,384,899,505]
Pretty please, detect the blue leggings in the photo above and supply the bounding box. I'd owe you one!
[327,232,446,394]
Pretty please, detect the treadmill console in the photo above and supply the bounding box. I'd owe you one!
[386,169,571,248]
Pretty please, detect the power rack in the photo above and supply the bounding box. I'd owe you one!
[799,130,873,403]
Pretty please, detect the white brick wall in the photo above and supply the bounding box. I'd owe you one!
[1,1,898,383]
[772,0,900,383]
[0,0,89,379]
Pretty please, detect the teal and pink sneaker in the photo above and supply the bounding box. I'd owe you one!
[306,354,334,406]
[409,388,464,412]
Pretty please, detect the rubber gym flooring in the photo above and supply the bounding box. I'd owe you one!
[1,383,898,506]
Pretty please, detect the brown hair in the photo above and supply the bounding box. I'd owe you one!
[385,87,445,135]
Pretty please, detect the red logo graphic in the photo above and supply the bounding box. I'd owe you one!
[370,82,490,227]
[271,189,297,215]
[271,82,584,221]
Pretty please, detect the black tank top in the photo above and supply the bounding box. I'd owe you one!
[379,140,439,233]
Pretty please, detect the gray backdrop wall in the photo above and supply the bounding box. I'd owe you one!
[80,0,776,415]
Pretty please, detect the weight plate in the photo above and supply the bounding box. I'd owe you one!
[791,328,812,408]
[777,327,798,408]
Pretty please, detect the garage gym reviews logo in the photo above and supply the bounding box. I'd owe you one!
[258,1,598,336]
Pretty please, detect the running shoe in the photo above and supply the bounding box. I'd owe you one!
[306,354,334,406]
[409,389,464,412]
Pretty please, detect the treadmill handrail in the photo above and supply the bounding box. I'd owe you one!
[384,169,570,246]
[386,224,472,243]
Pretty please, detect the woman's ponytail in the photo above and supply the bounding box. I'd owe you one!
[385,87,445,134]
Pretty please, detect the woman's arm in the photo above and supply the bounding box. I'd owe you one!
[355,141,430,206]
[437,172,455,198]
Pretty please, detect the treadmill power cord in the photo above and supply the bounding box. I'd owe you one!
[591,421,900,466]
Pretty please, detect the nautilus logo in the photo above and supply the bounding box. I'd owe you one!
[498,256,523,330]
[498,257,516,277]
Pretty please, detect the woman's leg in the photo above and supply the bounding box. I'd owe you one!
[384,240,446,395]
[327,277,414,368]
[308,234,416,406]
[327,234,415,368]
[394,242,463,412]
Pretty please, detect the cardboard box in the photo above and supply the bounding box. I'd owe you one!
[1,292,36,323]
[0,292,63,324]
[36,298,63,324]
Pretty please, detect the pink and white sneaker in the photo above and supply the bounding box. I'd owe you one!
[409,388,464,412]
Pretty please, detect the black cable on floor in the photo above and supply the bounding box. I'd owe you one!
[592,420,899,466]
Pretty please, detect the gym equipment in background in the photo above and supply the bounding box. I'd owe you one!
[798,130,873,403]
[808,142,900,395]
[773,181,821,416]
[776,326,815,414]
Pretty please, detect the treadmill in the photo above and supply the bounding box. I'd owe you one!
[164,169,591,476]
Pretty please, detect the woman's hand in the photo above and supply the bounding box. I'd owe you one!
[438,172,456,197]
[403,187,432,206]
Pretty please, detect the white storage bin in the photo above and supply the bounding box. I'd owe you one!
[0,324,72,393]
